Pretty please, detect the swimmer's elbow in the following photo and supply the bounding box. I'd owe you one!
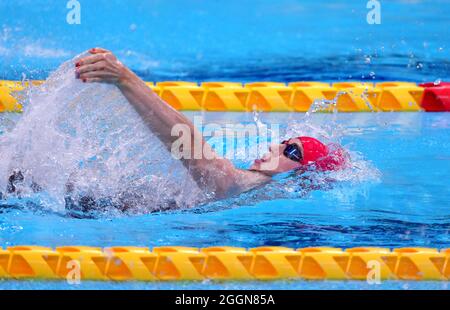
[189,158,243,198]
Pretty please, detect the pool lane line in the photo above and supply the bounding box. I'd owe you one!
[1,80,449,112]
[0,246,448,281]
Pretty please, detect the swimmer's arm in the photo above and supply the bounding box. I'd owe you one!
[118,73,269,197]
[77,48,270,197]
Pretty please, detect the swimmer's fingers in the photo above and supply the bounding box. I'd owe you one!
[79,70,113,79]
[79,70,120,82]
[76,54,105,67]
[89,47,111,54]
[76,48,129,86]
[77,61,107,75]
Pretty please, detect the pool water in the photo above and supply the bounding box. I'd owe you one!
[0,280,448,290]
[0,0,449,82]
[1,112,450,289]
[1,0,449,289]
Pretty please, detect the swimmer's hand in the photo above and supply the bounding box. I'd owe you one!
[75,48,135,87]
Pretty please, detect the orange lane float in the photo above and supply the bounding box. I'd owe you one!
[1,80,450,112]
[0,246,448,281]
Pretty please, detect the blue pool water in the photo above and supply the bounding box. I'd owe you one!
[1,0,450,289]
[1,112,450,289]
[0,0,449,82]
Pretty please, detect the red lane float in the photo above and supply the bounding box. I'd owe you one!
[419,82,450,112]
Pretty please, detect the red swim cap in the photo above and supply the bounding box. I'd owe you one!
[297,136,347,171]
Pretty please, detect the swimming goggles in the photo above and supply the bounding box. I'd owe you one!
[282,140,303,163]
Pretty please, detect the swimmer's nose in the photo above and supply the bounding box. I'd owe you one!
[261,152,271,161]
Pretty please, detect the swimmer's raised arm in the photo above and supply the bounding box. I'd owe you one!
[76,48,270,198]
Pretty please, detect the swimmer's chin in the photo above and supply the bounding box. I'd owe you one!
[249,161,278,177]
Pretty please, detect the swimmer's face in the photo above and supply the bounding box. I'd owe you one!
[249,138,303,176]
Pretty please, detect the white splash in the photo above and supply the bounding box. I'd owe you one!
[0,55,206,213]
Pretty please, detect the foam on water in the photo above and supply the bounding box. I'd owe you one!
[0,55,206,214]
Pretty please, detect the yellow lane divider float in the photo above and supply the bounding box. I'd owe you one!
[0,80,44,112]
[0,246,448,281]
[0,80,428,113]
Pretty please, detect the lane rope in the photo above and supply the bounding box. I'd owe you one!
[1,80,449,112]
[0,246,448,281]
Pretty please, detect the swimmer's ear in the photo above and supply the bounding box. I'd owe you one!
[89,47,110,54]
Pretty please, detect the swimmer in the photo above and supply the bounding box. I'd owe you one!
[72,48,347,200]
